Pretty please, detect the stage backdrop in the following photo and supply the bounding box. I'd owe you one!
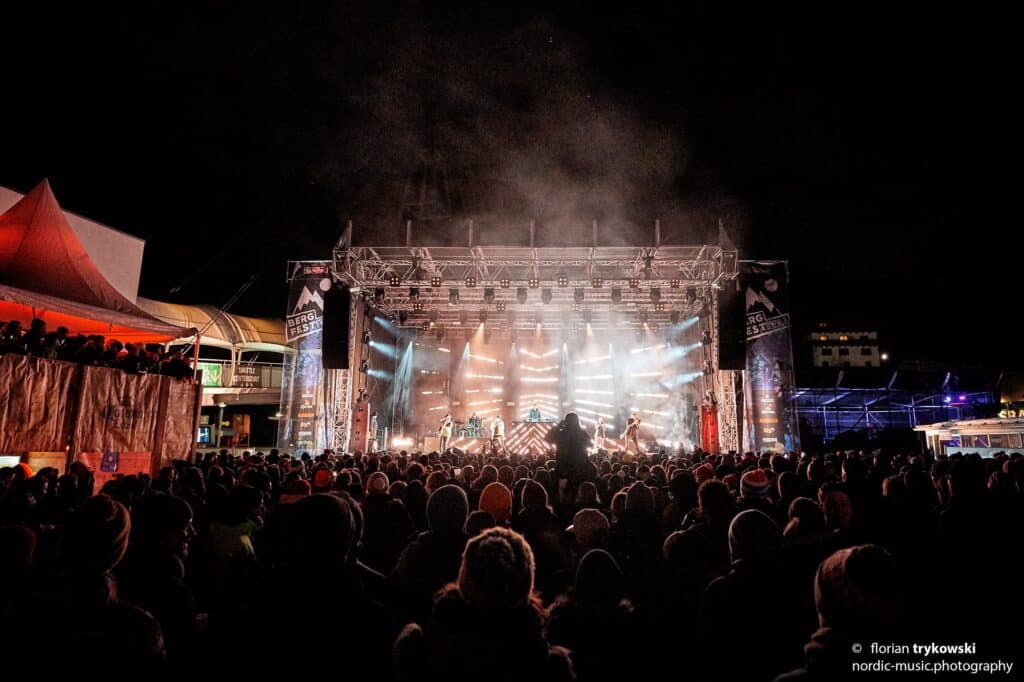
[740,261,801,453]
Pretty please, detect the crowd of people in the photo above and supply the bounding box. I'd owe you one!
[0,414,1021,679]
[0,318,194,377]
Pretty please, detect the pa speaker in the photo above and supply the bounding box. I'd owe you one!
[718,279,746,370]
[322,284,351,369]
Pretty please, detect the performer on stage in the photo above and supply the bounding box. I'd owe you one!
[622,410,642,456]
[527,402,542,422]
[468,411,482,438]
[439,412,453,453]
[593,416,607,451]
[489,414,505,454]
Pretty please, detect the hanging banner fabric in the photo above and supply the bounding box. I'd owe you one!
[0,355,78,453]
[740,261,801,453]
[73,366,163,454]
[279,262,332,451]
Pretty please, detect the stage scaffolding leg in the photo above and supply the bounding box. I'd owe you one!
[329,290,360,452]
[717,369,740,453]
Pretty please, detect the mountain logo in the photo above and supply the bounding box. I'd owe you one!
[292,286,324,314]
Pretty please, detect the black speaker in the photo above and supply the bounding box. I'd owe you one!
[718,280,746,370]
[323,284,351,369]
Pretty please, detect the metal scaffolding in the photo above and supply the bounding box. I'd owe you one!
[332,239,737,331]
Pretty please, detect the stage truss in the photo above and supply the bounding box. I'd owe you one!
[333,241,737,331]
[329,234,739,454]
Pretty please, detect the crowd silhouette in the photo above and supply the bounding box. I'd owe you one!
[1,413,1021,680]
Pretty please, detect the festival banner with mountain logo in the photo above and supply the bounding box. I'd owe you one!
[740,261,800,453]
[279,262,332,451]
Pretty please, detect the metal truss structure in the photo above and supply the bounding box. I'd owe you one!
[332,240,738,332]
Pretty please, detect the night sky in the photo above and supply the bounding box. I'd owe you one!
[1,3,1015,369]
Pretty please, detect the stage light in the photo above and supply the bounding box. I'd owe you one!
[398,311,408,325]
[479,310,488,323]
[465,275,477,287]
[541,288,552,304]
[500,278,510,288]
[702,329,712,346]
[655,302,665,311]
[650,287,661,302]
[483,287,495,303]
[496,301,506,312]
[573,288,584,304]
[611,288,622,303]
[423,321,432,331]
[359,360,369,373]
[361,331,371,344]
[881,352,889,361]
[686,287,697,304]
[629,278,639,289]
[358,388,368,402]
[389,274,401,286]
[557,273,569,287]
[528,277,540,288]
[572,302,581,311]
[413,301,424,312]
[669,278,680,288]
[670,310,681,324]
[517,287,528,304]
[449,288,460,305]
[591,277,604,288]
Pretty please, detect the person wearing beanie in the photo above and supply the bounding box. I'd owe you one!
[360,471,413,575]
[391,485,471,624]
[277,479,311,505]
[464,509,495,537]
[547,549,638,682]
[479,481,513,525]
[700,509,806,682]
[230,493,395,680]
[116,494,196,664]
[738,468,780,521]
[394,526,573,682]
[776,545,904,681]
[609,482,662,602]
[568,508,610,555]
[16,495,166,676]
[694,462,715,484]
[513,479,566,601]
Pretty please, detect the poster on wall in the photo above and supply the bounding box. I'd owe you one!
[740,261,801,453]
[279,262,333,451]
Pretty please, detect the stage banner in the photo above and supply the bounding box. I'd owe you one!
[279,262,333,451]
[73,366,163,455]
[0,354,78,454]
[740,261,801,453]
[79,450,153,491]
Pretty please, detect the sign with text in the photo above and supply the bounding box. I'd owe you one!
[740,261,800,453]
[231,365,262,388]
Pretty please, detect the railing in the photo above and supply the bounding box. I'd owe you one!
[195,359,283,389]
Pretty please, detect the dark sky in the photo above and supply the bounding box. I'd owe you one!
[0,2,1016,368]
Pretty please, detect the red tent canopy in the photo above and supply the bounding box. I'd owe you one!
[0,180,194,342]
